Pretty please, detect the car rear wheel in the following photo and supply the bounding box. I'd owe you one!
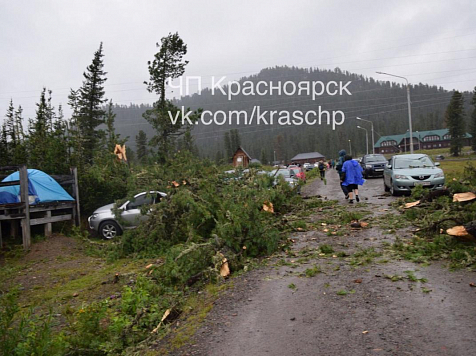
[99,221,122,240]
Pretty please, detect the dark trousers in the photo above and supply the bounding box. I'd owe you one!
[319,170,325,178]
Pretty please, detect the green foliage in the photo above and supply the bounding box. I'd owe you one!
[79,159,132,215]
[470,86,476,151]
[115,152,297,259]
[0,290,66,356]
[391,235,476,269]
[445,91,466,156]
[76,42,108,163]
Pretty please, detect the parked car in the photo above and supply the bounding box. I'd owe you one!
[303,162,313,171]
[88,191,166,239]
[435,154,445,160]
[269,169,300,193]
[288,165,306,182]
[360,154,387,178]
[383,154,444,196]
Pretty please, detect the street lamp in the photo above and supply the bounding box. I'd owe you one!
[376,71,414,154]
[357,126,369,155]
[356,117,375,154]
[348,139,352,156]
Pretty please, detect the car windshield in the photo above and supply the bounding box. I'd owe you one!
[289,168,300,175]
[271,169,291,178]
[366,155,386,162]
[394,156,435,169]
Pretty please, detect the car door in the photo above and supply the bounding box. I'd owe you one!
[121,193,154,228]
[384,158,392,186]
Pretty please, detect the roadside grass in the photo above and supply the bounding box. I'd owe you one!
[336,289,355,296]
[439,160,475,177]
[155,283,230,354]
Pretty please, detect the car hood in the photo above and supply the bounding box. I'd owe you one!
[93,203,116,214]
[394,167,443,176]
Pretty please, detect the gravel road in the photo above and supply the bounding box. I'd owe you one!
[171,170,476,356]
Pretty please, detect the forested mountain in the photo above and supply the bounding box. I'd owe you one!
[111,66,473,161]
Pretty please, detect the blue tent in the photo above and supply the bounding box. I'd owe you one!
[0,169,74,205]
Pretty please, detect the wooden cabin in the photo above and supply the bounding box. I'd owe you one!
[232,147,251,168]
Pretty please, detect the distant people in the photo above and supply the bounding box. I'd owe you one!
[341,155,364,204]
[318,159,326,179]
[327,160,332,169]
[335,149,347,197]
[331,159,335,169]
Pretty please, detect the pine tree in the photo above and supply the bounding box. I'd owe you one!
[105,100,119,152]
[470,87,476,151]
[143,33,198,163]
[0,123,9,166]
[67,89,85,168]
[77,42,107,163]
[224,131,232,162]
[445,91,466,156]
[135,130,148,163]
[230,129,241,150]
[28,88,51,168]
[260,148,268,165]
[144,32,188,107]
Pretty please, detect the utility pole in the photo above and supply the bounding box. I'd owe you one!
[357,126,369,155]
[356,117,375,154]
[376,71,413,153]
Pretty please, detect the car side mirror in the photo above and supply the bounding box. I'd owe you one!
[435,162,440,166]
[386,164,392,169]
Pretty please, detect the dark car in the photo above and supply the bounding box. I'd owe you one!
[360,154,387,178]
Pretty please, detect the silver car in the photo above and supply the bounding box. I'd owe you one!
[383,154,444,196]
[88,191,166,239]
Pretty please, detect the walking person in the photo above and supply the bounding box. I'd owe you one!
[341,155,365,204]
[318,159,326,179]
[335,150,348,197]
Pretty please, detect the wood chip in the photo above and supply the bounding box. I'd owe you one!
[220,261,230,278]
[404,200,420,209]
[453,192,476,202]
[263,201,274,213]
[447,226,471,237]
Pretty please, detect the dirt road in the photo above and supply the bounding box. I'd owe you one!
[173,170,476,356]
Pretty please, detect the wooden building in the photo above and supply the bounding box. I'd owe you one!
[232,147,252,168]
[290,152,325,165]
[374,129,473,154]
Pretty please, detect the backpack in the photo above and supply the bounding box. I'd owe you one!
[318,162,325,170]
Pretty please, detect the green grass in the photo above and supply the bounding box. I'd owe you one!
[350,248,383,266]
[304,265,322,277]
[336,289,355,296]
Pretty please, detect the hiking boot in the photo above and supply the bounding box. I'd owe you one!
[349,199,354,204]
[356,195,360,202]
[345,194,349,199]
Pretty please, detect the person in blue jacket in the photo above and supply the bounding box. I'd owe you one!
[341,155,364,203]
[335,149,347,197]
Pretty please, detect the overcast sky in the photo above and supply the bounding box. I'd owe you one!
[1,0,475,123]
